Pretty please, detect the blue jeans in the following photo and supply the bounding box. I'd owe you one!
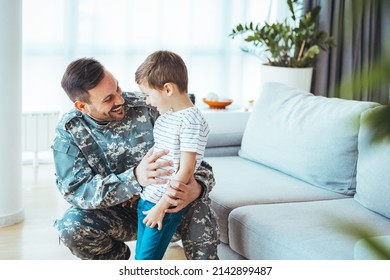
[135,198,185,260]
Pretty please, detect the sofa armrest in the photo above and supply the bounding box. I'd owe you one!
[203,110,251,157]
[205,144,241,157]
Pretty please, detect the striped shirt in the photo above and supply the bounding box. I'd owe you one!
[141,106,210,203]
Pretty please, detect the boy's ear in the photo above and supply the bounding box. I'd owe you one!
[163,83,174,97]
[74,100,89,114]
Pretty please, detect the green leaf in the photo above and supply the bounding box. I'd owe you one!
[229,0,335,67]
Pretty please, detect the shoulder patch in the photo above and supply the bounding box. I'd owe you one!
[52,140,79,157]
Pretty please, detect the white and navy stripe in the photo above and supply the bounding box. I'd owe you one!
[141,106,210,203]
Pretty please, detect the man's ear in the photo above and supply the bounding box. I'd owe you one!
[74,100,89,114]
[163,83,174,97]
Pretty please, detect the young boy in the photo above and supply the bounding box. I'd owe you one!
[134,50,210,260]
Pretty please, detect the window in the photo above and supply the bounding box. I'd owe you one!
[22,0,286,113]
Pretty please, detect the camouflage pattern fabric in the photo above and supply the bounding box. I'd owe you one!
[52,92,219,260]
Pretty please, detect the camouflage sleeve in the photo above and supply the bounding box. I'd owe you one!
[194,160,216,199]
[52,133,142,209]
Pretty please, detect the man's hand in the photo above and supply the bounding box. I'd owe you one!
[164,176,201,213]
[135,147,174,187]
[121,194,140,209]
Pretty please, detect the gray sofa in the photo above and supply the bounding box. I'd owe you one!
[204,82,390,260]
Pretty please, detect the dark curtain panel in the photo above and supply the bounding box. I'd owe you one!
[305,0,389,103]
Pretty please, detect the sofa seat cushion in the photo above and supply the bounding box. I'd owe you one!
[355,106,390,219]
[206,156,348,243]
[228,198,390,260]
[239,82,379,195]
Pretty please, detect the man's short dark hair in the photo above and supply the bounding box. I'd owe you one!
[61,57,105,103]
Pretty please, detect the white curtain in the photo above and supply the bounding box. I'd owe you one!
[22,0,287,113]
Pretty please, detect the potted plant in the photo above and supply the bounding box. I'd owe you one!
[229,0,335,91]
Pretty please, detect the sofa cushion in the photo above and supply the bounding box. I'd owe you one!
[355,106,390,218]
[206,156,348,243]
[239,82,379,195]
[228,199,390,260]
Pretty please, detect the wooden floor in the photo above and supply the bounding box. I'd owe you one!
[0,163,186,260]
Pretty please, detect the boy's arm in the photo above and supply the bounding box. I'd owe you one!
[142,151,197,230]
[172,151,197,186]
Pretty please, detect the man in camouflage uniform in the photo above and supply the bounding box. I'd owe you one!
[52,58,219,260]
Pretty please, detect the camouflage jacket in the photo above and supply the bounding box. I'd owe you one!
[51,92,216,209]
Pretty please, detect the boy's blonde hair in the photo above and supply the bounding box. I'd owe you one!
[135,50,188,93]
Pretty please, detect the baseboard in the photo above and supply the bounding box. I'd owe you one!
[0,209,24,228]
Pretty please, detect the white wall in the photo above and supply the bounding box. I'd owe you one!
[0,0,24,227]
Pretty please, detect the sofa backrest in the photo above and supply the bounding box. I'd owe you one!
[355,105,390,218]
[239,82,379,195]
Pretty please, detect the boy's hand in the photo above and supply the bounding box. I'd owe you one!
[143,205,165,230]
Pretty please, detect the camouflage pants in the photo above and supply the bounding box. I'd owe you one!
[54,202,219,260]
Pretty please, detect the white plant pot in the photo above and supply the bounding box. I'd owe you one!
[260,65,313,92]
